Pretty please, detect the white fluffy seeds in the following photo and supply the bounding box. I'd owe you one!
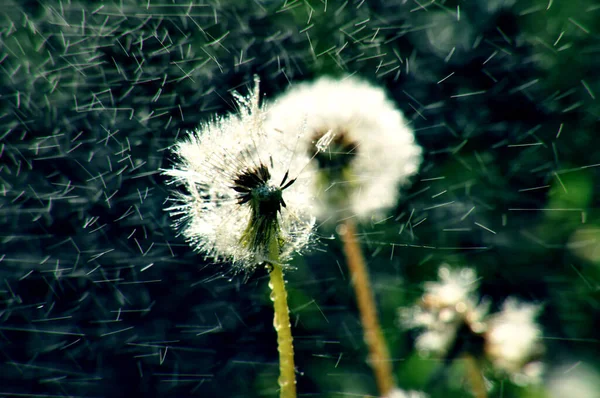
[484,299,544,384]
[399,265,544,384]
[399,266,488,355]
[163,79,316,271]
[266,76,422,221]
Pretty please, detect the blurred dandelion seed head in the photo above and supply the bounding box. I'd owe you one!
[484,298,544,385]
[422,266,479,310]
[266,76,422,222]
[400,266,487,355]
[163,79,316,271]
[400,265,545,384]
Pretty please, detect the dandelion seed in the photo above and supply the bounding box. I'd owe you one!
[267,76,422,221]
[163,77,316,272]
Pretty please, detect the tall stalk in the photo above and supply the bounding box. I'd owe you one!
[339,218,395,396]
[267,236,297,398]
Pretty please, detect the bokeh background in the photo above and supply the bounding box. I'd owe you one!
[1,0,599,397]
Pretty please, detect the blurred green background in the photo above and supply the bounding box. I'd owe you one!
[0,0,598,397]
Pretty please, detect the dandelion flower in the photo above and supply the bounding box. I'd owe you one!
[163,78,316,272]
[399,266,488,355]
[266,76,422,221]
[484,298,544,385]
[267,76,421,395]
[399,265,545,395]
[164,78,317,397]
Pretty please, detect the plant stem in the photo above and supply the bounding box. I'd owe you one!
[339,218,395,396]
[463,354,487,398]
[267,237,297,398]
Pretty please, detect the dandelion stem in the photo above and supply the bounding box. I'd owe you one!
[339,218,395,396]
[463,354,487,398]
[267,237,297,398]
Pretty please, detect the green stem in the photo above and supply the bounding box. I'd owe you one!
[267,238,297,398]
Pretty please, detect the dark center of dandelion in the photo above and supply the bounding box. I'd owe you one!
[232,163,286,215]
[231,163,296,255]
[252,184,284,218]
[232,163,272,204]
[310,129,358,171]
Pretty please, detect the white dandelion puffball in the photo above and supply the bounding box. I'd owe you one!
[266,76,422,221]
[484,298,544,384]
[422,266,480,311]
[163,79,316,271]
[399,265,488,355]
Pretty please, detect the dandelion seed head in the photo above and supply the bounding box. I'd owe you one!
[400,266,546,383]
[266,76,422,221]
[423,266,479,309]
[484,298,544,384]
[414,328,459,356]
[163,79,316,271]
[399,266,488,355]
